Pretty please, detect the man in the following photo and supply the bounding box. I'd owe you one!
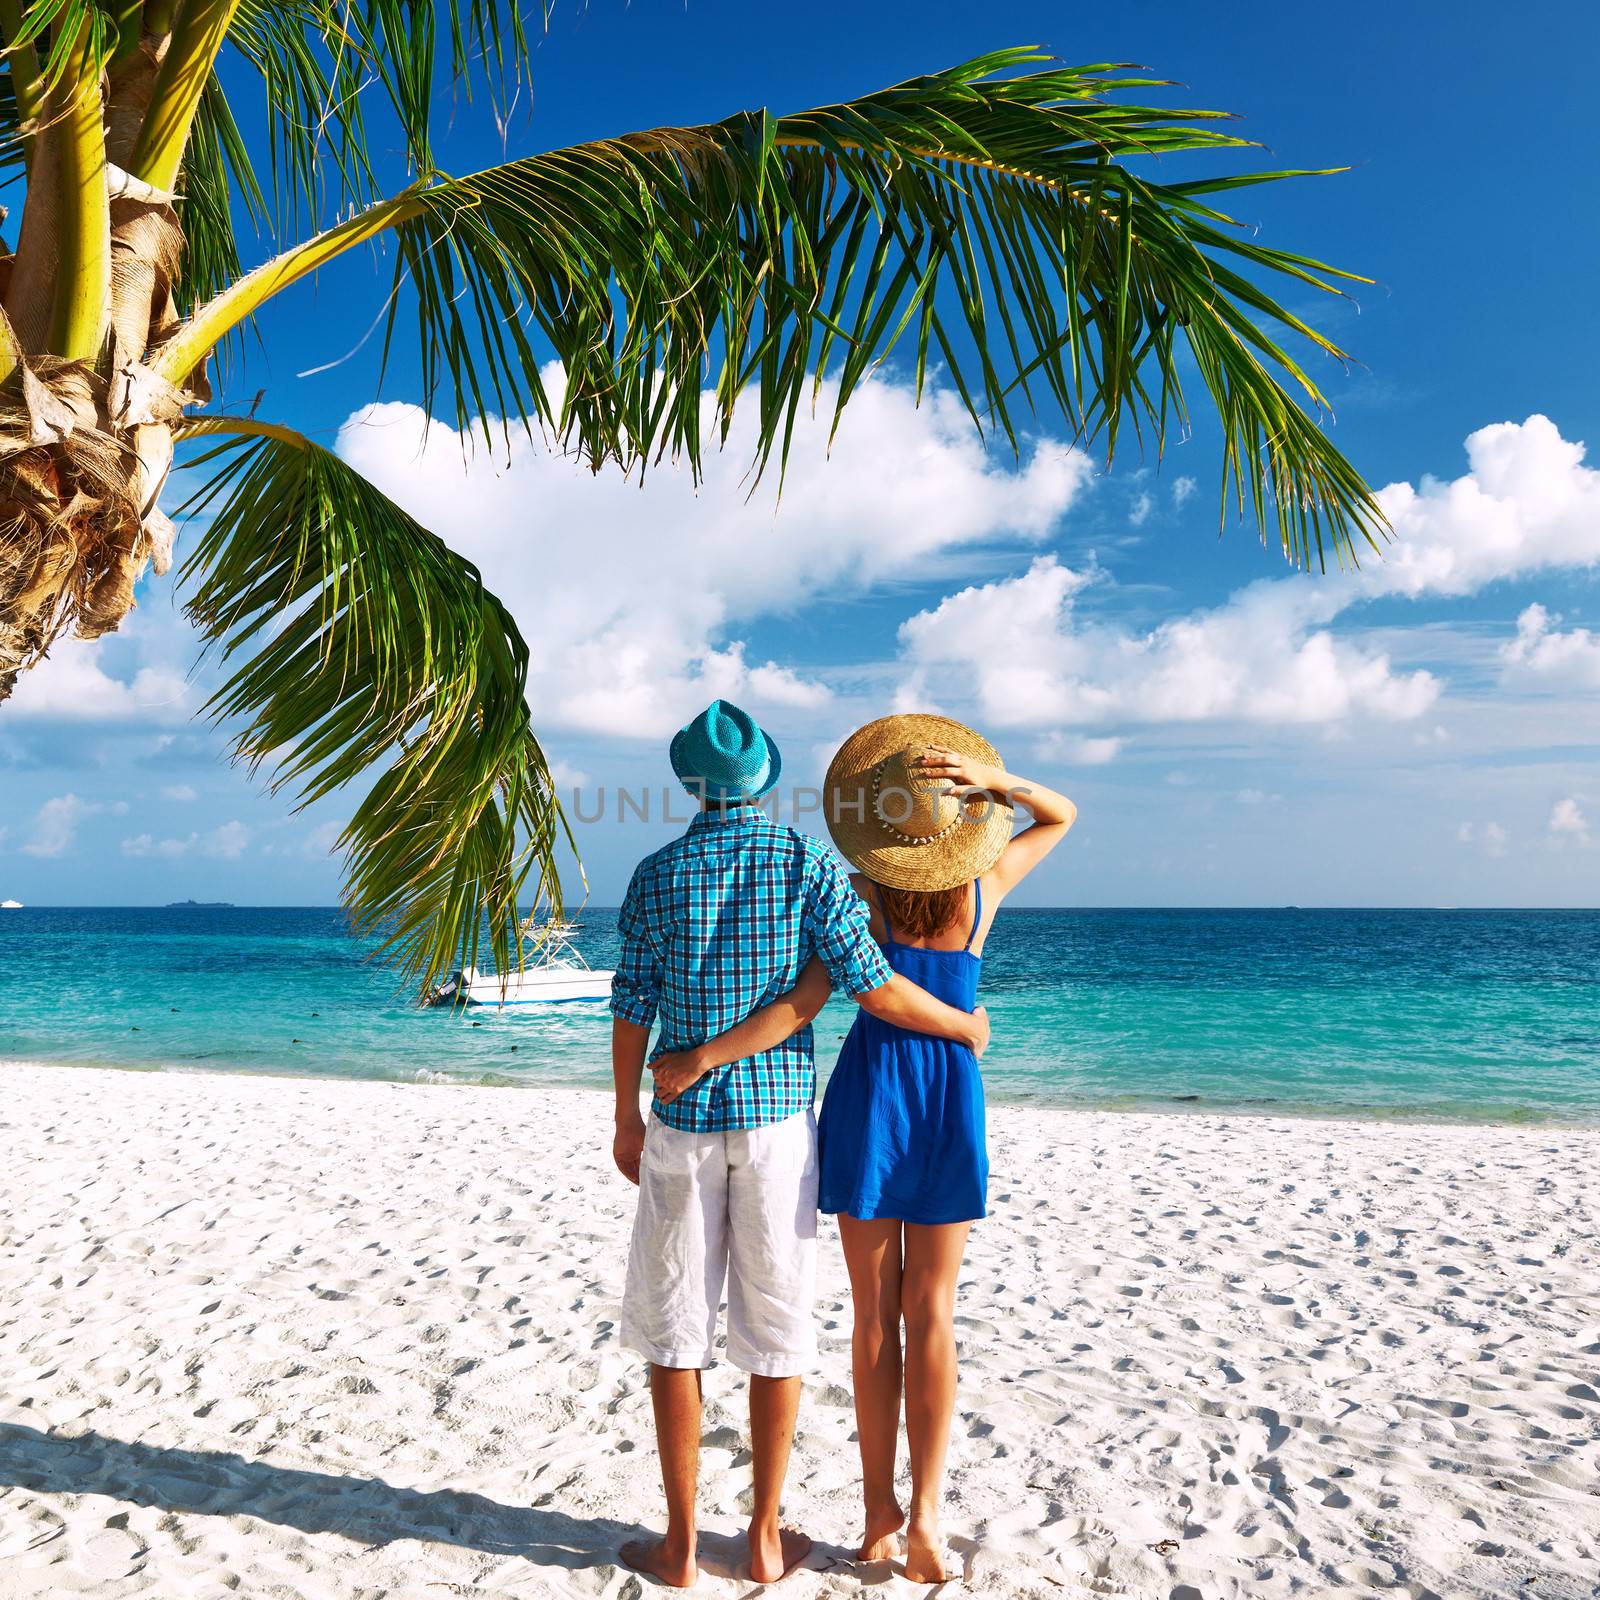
[611,699,988,1587]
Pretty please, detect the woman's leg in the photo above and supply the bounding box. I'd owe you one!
[837,1214,905,1559]
[900,1220,972,1583]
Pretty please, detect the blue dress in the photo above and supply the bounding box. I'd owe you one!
[817,880,988,1225]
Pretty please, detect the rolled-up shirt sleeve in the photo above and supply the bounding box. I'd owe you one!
[610,867,663,1027]
[803,850,892,997]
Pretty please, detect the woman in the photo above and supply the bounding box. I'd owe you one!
[652,714,1075,1581]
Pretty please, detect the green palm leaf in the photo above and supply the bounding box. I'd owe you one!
[213,0,534,231]
[174,416,570,992]
[176,73,265,339]
[394,51,1381,567]
[167,49,1384,569]
[223,0,373,233]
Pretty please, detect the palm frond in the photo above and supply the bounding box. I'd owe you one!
[5,0,118,93]
[351,0,536,176]
[175,72,265,344]
[0,63,26,173]
[174,415,571,993]
[337,49,1380,568]
[223,0,374,234]
[215,0,537,235]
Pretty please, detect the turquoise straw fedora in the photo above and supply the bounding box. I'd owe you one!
[670,699,782,801]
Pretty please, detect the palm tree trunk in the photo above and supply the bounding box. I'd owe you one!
[0,1,229,702]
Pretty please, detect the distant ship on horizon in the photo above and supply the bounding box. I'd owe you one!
[1,899,21,910]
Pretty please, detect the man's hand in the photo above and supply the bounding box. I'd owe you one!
[613,1111,646,1185]
[652,1048,711,1105]
[968,1004,990,1059]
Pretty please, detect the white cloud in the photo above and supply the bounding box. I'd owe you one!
[260,819,345,861]
[1500,604,1600,689]
[744,659,831,708]
[895,415,1600,745]
[204,821,251,859]
[1172,475,1198,508]
[6,636,190,722]
[337,375,1090,740]
[1459,820,1509,859]
[161,784,198,803]
[1039,733,1122,765]
[1238,788,1283,805]
[898,555,1438,735]
[300,820,343,858]
[1129,491,1153,527]
[1548,797,1591,847]
[547,759,591,792]
[24,793,98,858]
[121,833,177,859]
[121,821,252,861]
[1367,415,1600,600]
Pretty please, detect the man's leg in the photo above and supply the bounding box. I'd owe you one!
[619,1118,729,1588]
[726,1110,820,1583]
[620,1364,703,1585]
[748,1372,806,1581]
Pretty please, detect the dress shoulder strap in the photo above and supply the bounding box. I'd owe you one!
[962,877,983,953]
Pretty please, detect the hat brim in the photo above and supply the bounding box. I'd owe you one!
[670,727,783,800]
[823,713,1013,892]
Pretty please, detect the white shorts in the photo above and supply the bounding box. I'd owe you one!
[621,1109,819,1377]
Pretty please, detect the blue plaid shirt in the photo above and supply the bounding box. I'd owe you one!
[611,806,892,1131]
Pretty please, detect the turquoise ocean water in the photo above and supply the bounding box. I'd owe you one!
[3,906,1597,1123]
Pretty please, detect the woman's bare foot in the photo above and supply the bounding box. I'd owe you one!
[747,1523,812,1584]
[857,1497,906,1561]
[620,1534,698,1589]
[904,1517,956,1584]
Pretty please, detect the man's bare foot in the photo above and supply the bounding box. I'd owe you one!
[857,1497,906,1562]
[620,1535,698,1588]
[747,1522,812,1584]
[904,1518,956,1584]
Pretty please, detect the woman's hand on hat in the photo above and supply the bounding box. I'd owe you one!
[916,745,1007,799]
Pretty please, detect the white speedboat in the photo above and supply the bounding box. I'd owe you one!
[1,899,21,910]
[429,924,613,1007]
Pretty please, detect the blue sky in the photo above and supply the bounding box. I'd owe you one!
[3,0,1598,907]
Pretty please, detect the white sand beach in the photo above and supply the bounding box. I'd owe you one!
[0,1063,1595,1599]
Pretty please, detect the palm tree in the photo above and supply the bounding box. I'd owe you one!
[0,5,1383,990]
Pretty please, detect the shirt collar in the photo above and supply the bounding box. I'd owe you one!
[688,803,769,832]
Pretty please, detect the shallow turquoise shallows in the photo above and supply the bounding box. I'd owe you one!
[2,906,1597,1124]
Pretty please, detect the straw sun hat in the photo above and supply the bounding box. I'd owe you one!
[823,713,1013,892]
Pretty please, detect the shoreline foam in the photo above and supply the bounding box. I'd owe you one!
[5,1049,1599,1130]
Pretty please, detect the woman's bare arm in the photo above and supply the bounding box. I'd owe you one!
[652,954,991,1104]
[915,746,1077,897]
[652,957,834,1103]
